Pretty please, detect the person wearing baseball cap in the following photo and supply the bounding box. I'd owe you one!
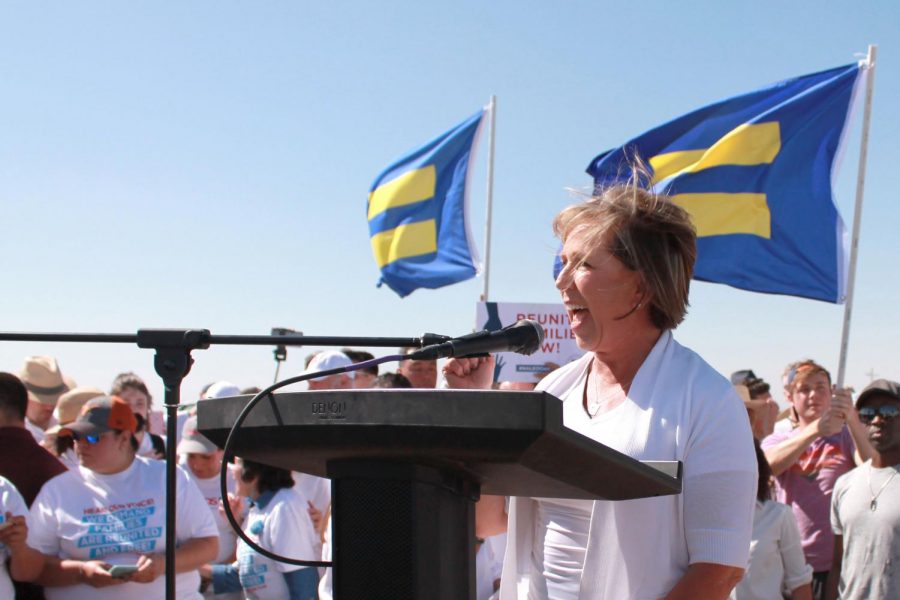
[302,351,354,390]
[178,416,243,599]
[42,386,105,470]
[731,369,779,440]
[58,396,139,470]
[28,396,219,598]
[829,379,900,600]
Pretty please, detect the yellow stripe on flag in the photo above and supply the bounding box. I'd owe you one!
[650,122,781,183]
[367,166,437,220]
[649,150,706,182]
[671,193,771,238]
[370,220,438,268]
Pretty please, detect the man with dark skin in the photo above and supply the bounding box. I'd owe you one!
[828,379,900,600]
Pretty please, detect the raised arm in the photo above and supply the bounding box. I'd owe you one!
[831,388,874,464]
[765,411,844,476]
[442,355,495,389]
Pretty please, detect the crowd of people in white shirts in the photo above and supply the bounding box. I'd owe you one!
[1,351,899,599]
[0,350,503,600]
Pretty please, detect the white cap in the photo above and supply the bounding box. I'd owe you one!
[176,415,218,455]
[301,351,355,382]
[203,381,242,399]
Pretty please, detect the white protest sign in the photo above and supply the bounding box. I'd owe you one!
[475,301,583,383]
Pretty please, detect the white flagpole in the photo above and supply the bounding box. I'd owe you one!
[480,95,497,302]
[836,44,877,388]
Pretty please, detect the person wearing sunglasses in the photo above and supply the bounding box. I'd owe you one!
[26,395,219,599]
[827,379,900,600]
[762,361,874,600]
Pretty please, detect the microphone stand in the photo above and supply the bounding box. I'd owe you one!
[0,328,449,600]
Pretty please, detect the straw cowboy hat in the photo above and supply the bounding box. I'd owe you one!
[54,386,106,426]
[18,356,73,406]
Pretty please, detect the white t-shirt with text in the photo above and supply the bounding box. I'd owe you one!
[235,487,318,600]
[187,469,239,564]
[29,457,218,600]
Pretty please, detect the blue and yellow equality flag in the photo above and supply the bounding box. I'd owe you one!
[586,63,865,303]
[368,110,485,297]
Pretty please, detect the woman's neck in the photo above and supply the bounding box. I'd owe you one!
[93,453,136,475]
[591,327,662,385]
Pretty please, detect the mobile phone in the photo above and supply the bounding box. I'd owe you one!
[108,565,139,578]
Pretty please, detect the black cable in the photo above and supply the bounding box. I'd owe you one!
[218,354,405,567]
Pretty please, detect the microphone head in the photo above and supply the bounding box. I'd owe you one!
[510,319,544,356]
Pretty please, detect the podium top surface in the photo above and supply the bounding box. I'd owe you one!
[197,389,681,501]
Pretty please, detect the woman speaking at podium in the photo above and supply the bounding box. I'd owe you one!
[446,171,756,599]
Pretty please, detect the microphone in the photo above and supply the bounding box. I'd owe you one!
[407,319,544,360]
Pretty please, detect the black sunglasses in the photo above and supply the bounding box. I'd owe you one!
[858,405,900,423]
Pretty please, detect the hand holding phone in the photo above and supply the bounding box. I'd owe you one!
[108,565,139,578]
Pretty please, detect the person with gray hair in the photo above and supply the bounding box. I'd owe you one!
[448,170,756,599]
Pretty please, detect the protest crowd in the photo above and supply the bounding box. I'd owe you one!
[0,349,896,600]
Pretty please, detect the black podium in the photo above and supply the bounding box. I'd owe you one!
[198,389,682,600]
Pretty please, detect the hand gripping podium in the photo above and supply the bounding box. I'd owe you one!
[198,389,682,600]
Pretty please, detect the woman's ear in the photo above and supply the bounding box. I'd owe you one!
[639,290,651,311]
[633,278,649,308]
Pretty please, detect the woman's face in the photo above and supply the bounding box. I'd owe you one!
[117,387,150,421]
[233,459,256,499]
[555,228,644,353]
[75,430,131,474]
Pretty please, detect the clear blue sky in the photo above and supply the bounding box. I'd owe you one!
[1,2,896,405]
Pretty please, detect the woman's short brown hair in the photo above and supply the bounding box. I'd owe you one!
[553,167,697,330]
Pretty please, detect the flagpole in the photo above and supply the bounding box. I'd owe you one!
[480,95,497,302]
[836,44,877,388]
